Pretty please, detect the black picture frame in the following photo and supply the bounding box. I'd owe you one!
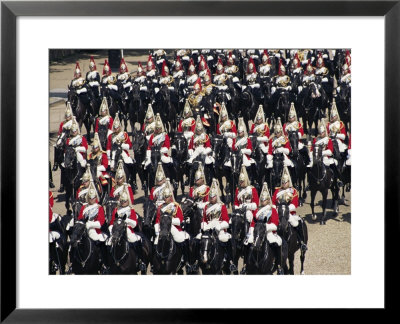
[1,0,396,322]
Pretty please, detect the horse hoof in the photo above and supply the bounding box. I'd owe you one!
[300,271,305,275]
[312,214,317,221]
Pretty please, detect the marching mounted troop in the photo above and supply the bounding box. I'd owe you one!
[50,49,351,275]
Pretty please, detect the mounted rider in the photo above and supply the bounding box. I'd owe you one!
[224,51,241,84]
[177,100,195,141]
[110,161,135,204]
[77,182,109,270]
[288,52,304,95]
[243,57,261,103]
[70,61,91,107]
[227,118,255,180]
[117,57,132,101]
[243,182,284,275]
[85,56,101,106]
[154,181,190,267]
[53,102,74,175]
[171,56,186,99]
[271,59,292,100]
[149,162,167,207]
[176,49,191,71]
[106,114,134,172]
[100,59,112,96]
[314,52,334,102]
[327,99,347,153]
[283,102,310,165]
[199,178,237,272]
[156,60,177,102]
[76,166,94,203]
[153,49,167,72]
[213,57,231,102]
[133,61,150,103]
[189,163,210,213]
[249,104,270,155]
[66,117,88,169]
[300,59,316,92]
[266,118,293,170]
[337,59,351,93]
[272,166,307,252]
[108,185,146,271]
[184,58,198,96]
[142,104,156,141]
[87,133,109,193]
[308,119,343,187]
[146,54,158,100]
[258,50,274,96]
[188,115,214,182]
[216,102,237,138]
[49,191,62,244]
[144,114,175,180]
[94,97,113,139]
[197,55,209,82]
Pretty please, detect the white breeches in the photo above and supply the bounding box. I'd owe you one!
[298,142,304,150]
[346,149,351,166]
[218,231,231,243]
[337,140,348,153]
[183,131,194,141]
[126,230,141,243]
[171,226,189,243]
[49,231,60,243]
[121,151,134,164]
[242,155,255,167]
[259,142,268,154]
[246,210,253,223]
[76,153,87,168]
[288,214,301,228]
[161,155,172,164]
[267,232,282,246]
[307,156,334,168]
[283,155,294,167]
[87,228,107,242]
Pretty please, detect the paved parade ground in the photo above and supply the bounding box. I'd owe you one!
[49,50,351,275]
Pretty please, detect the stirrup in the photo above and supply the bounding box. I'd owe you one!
[52,164,58,171]
[240,266,247,275]
[139,262,147,272]
[337,180,344,188]
[300,243,308,252]
[277,267,284,275]
[229,263,238,272]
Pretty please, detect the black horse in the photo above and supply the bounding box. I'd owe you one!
[129,84,145,132]
[277,203,307,275]
[245,220,277,274]
[224,149,243,207]
[156,85,177,134]
[335,85,351,133]
[308,144,337,225]
[249,134,266,192]
[210,135,227,202]
[109,218,139,274]
[240,87,258,130]
[67,89,92,139]
[152,213,183,274]
[272,89,291,127]
[131,129,147,193]
[49,214,70,274]
[268,152,285,195]
[180,196,202,274]
[199,229,225,275]
[63,146,83,213]
[68,220,101,274]
[103,196,118,225]
[300,82,328,136]
[229,206,247,274]
[171,133,188,197]
[142,198,157,242]
[288,131,306,206]
[146,147,161,196]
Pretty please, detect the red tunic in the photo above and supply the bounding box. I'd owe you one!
[216,121,237,135]
[272,187,299,215]
[78,204,106,234]
[155,202,183,231]
[249,123,270,138]
[177,119,195,133]
[110,184,134,204]
[95,116,113,133]
[231,137,252,160]
[147,133,171,157]
[311,137,334,153]
[283,121,304,137]
[234,186,259,208]
[189,185,210,202]
[202,203,229,227]
[250,207,279,234]
[326,121,346,142]
[267,136,291,155]
[49,191,54,209]
[188,134,211,150]
[110,207,137,233]
[88,152,109,181]
[66,136,88,159]
[107,132,132,156]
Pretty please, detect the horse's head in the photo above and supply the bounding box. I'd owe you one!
[312,144,324,163]
[151,147,161,167]
[67,90,78,109]
[230,208,245,241]
[200,230,216,265]
[230,150,243,175]
[277,204,290,234]
[288,131,299,156]
[273,152,285,175]
[132,130,146,154]
[105,199,118,222]
[180,196,194,218]
[70,221,87,248]
[111,217,126,246]
[253,220,267,251]
[309,82,321,99]
[159,213,172,238]
[64,145,77,169]
[143,199,156,228]
[211,135,225,163]
[131,83,141,100]
[172,133,188,160]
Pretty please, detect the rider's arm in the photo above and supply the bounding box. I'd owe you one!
[77,206,85,221]
[220,205,229,230]
[108,117,114,131]
[125,208,137,228]
[106,134,112,159]
[128,186,135,205]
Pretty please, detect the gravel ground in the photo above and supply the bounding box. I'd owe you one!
[49,50,351,275]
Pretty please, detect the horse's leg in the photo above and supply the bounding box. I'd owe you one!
[310,189,317,222]
[321,189,328,225]
[300,250,306,275]
[288,251,295,275]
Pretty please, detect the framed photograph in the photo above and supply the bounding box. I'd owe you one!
[1,0,395,322]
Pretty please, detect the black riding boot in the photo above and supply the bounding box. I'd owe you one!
[127,163,136,190]
[330,163,344,187]
[273,244,284,274]
[180,240,190,271]
[133,240,147,272]
[296,220,308,252]
[58,167,65,192]
[49,161,55,188]
[224,240,237,273]
[300,146,311,166]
